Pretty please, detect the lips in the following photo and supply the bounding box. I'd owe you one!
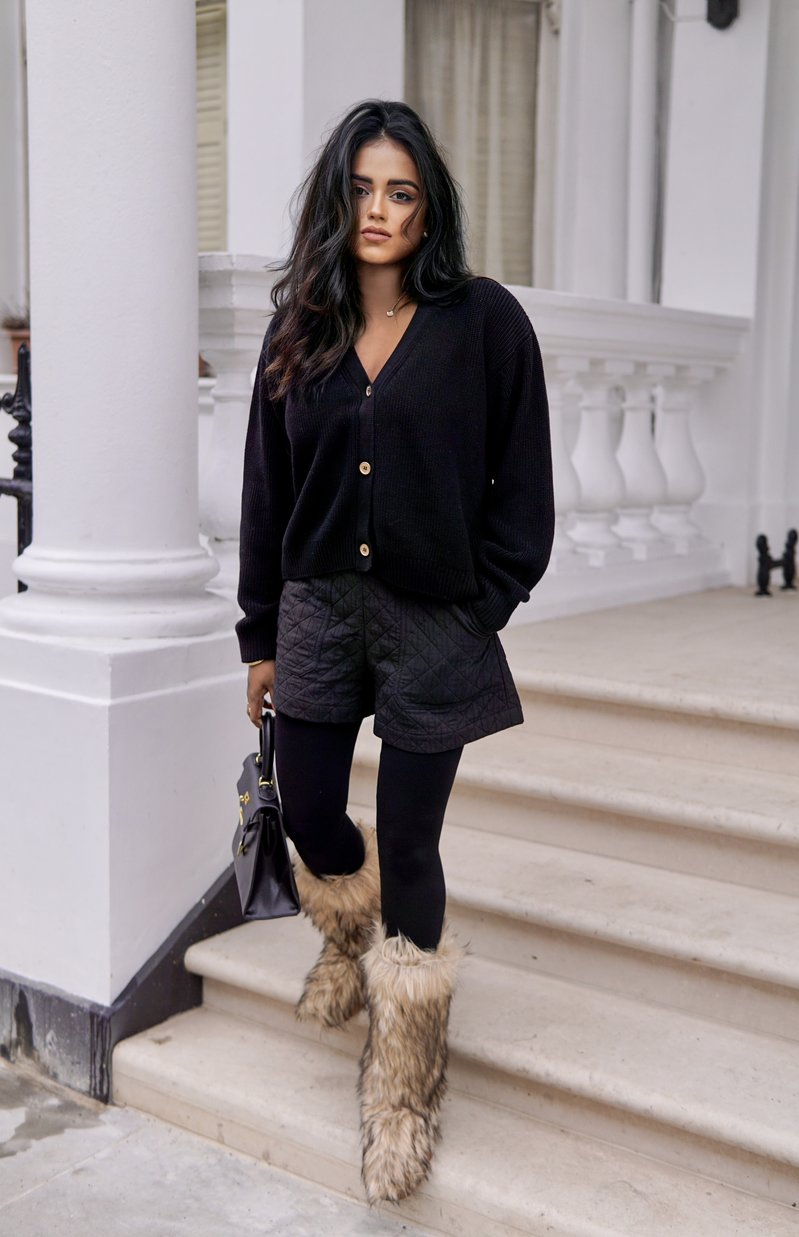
[362,228,390,238]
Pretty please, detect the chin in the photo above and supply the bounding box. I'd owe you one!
[359,248,398,262]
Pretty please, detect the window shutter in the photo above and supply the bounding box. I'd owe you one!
[196,2,227,252]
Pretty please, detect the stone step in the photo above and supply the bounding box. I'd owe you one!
[349,724,799,896]
[500,586,799,786]
[338,803,799,1040]
[183,914,799,1205]
[439,824,799,1041]
[511,666,799,777]
[111,1003,799,1237]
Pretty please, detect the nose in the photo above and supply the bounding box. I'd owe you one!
[367,190,387,219]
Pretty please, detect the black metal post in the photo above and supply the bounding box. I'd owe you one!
[0,341,33,591]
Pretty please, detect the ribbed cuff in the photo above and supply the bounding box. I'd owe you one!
[236,622,277,664]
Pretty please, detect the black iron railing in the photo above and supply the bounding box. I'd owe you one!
[755,529,797,597]
[0,341,32,592]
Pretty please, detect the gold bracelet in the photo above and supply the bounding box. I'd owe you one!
[246,658,266,667]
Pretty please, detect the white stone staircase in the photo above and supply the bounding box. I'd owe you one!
[112,587,799,1235]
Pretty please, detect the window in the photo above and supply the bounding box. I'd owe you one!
[405,0,549,285]
[196,1,227,252]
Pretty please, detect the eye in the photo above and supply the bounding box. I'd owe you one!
[393,191,413,202]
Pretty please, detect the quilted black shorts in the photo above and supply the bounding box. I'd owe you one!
[271,569,524,753]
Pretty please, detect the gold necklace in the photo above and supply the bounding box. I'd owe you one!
[386,293,408,318]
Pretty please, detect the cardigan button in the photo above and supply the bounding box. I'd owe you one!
[365,385,372,397]
[359,460,372,475]
[359,542,370,556]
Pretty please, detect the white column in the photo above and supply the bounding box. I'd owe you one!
[626,0,659,303]
[748,0,799,545]
[0,0,229,639]
[659,0,770,315]
[199,255,276,596]
[553,0,631,298]
[0,0,28,375]
[0,1,248,1018]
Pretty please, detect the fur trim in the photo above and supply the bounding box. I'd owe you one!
[294,939,365,1028]
[357,918,466,1205]
[292,821,381,1029]
[361,918,467,995]
[293,820,381,957]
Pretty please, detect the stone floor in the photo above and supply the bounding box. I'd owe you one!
[0,1058,431,1237]
[502,584,797,713]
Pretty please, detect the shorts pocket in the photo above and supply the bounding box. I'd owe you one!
[451,599,493,640]
[399,595,498,710]
[276,577,332,668]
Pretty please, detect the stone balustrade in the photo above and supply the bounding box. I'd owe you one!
[199,262,750,622]
[509,285,748,619]
[199,254,277,597]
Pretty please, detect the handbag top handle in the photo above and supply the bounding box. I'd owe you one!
[258,709,276,785]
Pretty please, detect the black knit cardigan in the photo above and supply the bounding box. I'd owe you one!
[236,275,555,663]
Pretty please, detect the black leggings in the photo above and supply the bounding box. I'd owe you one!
[274,711,463,951]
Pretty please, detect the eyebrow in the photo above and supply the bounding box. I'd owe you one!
[351,173,420,191]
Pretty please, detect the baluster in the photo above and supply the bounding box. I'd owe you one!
[545,368,581,570]
[652,369,710,552]
[198,255,275,596]
[612,369,671,559]
[568,365,634,565]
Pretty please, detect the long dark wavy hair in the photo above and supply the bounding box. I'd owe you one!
[262,99,473,402]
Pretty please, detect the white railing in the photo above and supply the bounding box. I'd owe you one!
[508,286,748,620]
[199,259,750,622]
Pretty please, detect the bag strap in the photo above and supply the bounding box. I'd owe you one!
[258,708,276,785]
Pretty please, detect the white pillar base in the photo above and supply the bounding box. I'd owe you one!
[0,626,252,1006]
[204,538,240,599]
[0,543,233,637]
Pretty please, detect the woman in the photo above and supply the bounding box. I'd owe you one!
[237,99,554,1206]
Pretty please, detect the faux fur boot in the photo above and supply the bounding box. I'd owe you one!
[357,917,467,1205]
[291,820,381,1029]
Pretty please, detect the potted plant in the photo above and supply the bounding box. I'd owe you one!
[2,305,30,374]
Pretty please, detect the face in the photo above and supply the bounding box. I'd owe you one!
[350,138,427,267]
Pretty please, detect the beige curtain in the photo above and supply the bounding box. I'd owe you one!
[405,0,542,286]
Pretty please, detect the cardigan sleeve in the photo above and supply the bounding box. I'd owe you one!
[468,324,555,634]
[235,324,294,663]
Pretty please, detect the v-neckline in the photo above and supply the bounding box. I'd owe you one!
[344,301,429,393]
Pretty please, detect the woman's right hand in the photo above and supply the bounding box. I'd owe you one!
[246,660,277,726]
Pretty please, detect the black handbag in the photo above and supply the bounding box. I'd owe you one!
[232,708,301,920]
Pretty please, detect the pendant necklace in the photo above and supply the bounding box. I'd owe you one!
[386,293,408,318]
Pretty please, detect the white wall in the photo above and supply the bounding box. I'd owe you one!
[226,0,405,257]
[554,0,631,299]
[226,0,304,256]
[660,0,771,317]
[303,0,405,158]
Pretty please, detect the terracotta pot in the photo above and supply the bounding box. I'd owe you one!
[7,329,30,374]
